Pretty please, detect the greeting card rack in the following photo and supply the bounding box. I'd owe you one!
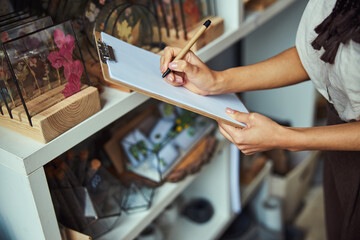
[0,19,101,143]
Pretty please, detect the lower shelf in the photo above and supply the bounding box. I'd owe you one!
[98,174,198,240]
[167,212,232,240]
[98,140,229,240]
[241,161,273,207]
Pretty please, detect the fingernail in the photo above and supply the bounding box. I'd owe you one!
[169,62,177,69]
[161,65,165,73]
[167,75,174,82]
[175,76,183,84]
[226,108,234,114]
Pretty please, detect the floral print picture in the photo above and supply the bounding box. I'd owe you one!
[95,0,161,51]
[47,28,83,97]
[1,20,89,115]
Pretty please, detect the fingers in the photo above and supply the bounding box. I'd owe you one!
[218,124,235,144]
[168,59,197,75]
[226,108,250,126]
[163,72,185,87]
[219,124,256,155]
[160,46,182,74]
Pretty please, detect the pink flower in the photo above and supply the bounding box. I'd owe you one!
[59,47,73,63]
[62,73,82,97]
[53,29,75,54]
[48,28,83,98]
[64,60,83,79]
[0,32,10,42]
[47,51,67,68]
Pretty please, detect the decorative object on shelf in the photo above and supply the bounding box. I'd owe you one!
[94,0,164,53]
[0,16,53,41]
[0,15,39,33]
[0,20,101,143]
[244,0,277,11]
[182,197,214,223]
[121,181,155,214]
[166,135,217,182]
[240,153,267,185]
[45,151,124,238]
[104,101,216,184]
[152,0,224,52]
[264,149,289,175]
[262,196,283,233]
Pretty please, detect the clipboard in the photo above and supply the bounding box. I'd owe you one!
[94,31,248,128]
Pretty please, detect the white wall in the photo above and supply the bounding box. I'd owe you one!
[242,0,316,128]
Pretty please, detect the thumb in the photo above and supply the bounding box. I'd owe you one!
[226,108,250,124]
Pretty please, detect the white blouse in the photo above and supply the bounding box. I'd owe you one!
[296,0,360,122]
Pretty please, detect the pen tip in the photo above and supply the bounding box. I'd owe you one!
[162,68,171,78]
[203,20,211,28]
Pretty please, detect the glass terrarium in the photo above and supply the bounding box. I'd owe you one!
[46,156,124,238]
[117,102,215,183]
[1,20,90,125]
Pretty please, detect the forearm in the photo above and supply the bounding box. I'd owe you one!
[280,122,360,151]
[213,47,310,94]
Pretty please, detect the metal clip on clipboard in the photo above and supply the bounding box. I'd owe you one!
[97,40,116,64]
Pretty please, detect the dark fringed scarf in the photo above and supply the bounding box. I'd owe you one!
[311,0,360,64]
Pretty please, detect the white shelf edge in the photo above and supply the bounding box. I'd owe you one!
[240,161,272,207]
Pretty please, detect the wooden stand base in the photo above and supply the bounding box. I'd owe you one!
[154,16,224,52]
[0,86,101,143]
[245,0,276,11]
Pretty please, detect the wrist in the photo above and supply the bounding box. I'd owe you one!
[209,69,230,95]
[278,127,305,151]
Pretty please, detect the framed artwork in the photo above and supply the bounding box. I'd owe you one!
[0,12,31,27]
[95,0,163,52]
[1,20,89,123]
[0,16,53,42]
[0,15,39,33]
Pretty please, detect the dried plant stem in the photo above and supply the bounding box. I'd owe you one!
[43,61,52,89]
[22,59,42,94]
[1,58,15,105]
[18,80,27,99]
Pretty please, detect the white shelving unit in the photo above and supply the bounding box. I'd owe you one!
[0,1,302,239]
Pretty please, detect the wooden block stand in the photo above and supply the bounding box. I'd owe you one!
[154,16,224,52]
[0,86,101,143]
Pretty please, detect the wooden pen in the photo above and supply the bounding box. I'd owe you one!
[162,19,211,78]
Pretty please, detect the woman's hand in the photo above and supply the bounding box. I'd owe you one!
[218,108,287,155]
[160,46,220,95]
